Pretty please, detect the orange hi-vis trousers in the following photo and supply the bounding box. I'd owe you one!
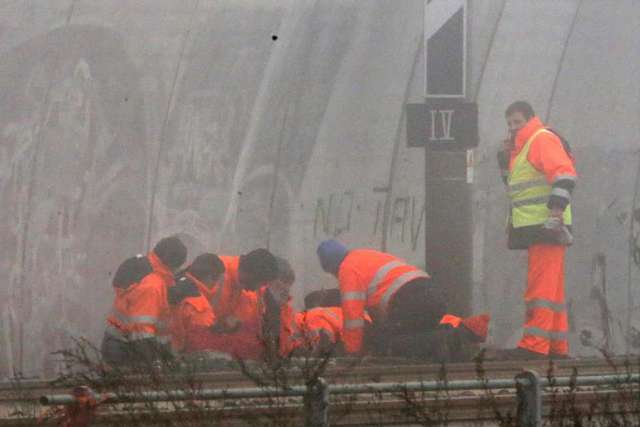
[518,243,569,356]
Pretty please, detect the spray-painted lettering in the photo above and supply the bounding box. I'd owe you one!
[313,191,354,238]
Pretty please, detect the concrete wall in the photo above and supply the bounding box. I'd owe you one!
[0,0,638,377]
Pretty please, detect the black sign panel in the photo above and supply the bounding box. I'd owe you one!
[426,6,465,97]
[406,100,478,149]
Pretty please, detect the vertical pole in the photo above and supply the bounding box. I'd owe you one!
[424,142,473,316]
[424,143,432,273]
[516,369,542,427]
[305,377,329,427]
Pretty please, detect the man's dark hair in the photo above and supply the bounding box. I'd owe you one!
[239,248,278,283]
[153,236,187,270]
[505,101,535,120]
[189,253,225,281]
[275,256,295,285]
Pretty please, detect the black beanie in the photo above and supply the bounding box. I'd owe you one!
[189,253,225,281]
[239,248,278,284]
[153,236,187,270]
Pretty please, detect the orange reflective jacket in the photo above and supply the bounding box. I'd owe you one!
[338,249,430,353]
[439,314,463,328]
[171,295,215,352]
[291,307,343,350]
[232,290,260,329]
[509,117,576,184]
[199,286,296,358]
[148,251,175,286]
[439,313,490,341]
[170,274,216,352]
[275,296,297,357]
[106,251,174,342]
[509,116,577,213]
[287,307,373,352]
[463,314,490,340]
[149,251,177,345]
[210,256,241,321]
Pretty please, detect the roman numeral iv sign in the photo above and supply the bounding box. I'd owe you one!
[430,109,455,142]
[406,101,477,149]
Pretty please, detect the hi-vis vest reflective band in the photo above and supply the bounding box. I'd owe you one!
[342,260,430,319]
[106,307,160,341]
[508,129,572,228]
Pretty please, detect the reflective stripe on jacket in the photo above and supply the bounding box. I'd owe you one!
[339,249,430,353]
[106,278,165,341]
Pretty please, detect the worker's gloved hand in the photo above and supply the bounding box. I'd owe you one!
[543,217,573,246]
[543,216,563,230]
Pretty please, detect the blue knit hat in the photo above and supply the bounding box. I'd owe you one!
[317,239,349,275]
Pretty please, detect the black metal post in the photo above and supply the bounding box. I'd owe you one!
[516,369,542,427]
[305,377,329,427]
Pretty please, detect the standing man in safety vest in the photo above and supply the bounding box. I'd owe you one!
[498,101,576,359]
[316,239,446,357]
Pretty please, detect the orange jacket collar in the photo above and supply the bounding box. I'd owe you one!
[183,294,212,314]
[514,116,544,154]
[148,251,173,280]
[186,272,216,300]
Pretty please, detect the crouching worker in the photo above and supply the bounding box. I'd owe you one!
[187,251,295,361]
[101,236,187,366]
[316,239,446,358]
[438,314,491,362]
[210,249,280,334]
[168,254,225,354]
[259,257,298,360]
[282,289,364,357]
[289,289,371,357]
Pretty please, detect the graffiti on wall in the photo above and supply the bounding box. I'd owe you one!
[313,188,426,251]
[0,26,146,376]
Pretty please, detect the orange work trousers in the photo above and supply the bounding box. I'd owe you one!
[518,243,569,356]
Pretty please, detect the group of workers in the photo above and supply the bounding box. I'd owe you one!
[101,237,489,367]
[100,99,576,366]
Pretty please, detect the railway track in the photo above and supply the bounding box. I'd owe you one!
[2,356,639,425]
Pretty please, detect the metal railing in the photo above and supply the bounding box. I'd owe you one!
[40,371,640,426]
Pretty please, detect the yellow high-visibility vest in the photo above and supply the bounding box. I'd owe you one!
[508,129,572,228]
